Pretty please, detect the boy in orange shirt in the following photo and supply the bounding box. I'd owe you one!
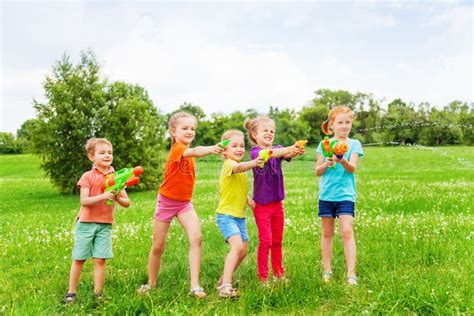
[63,138,130,304]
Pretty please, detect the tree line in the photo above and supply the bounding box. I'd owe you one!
[1,51,472,193]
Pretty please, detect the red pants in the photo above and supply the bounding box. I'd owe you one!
[253,201,285,281]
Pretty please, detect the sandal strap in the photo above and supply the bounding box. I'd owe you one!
[190,287,205,292]
[347,276,357,280]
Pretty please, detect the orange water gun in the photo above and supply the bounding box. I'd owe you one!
[295,140,308,149]
[321,137,348,168]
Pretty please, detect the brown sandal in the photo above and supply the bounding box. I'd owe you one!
[217,283,238,298]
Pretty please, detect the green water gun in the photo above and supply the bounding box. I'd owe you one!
[101,166,144,205]
[321,137,338,168]
[258,149,273,168]
[218,139,231,149]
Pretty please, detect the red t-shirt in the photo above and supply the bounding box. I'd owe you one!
[77,165,128,223]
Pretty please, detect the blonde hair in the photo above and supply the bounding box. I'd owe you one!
[168,112,197,144]
[85,138,112,156]
[220,129,245,160]
[243,116,275,146]
[221,129,244,142]
[321,105,354,135]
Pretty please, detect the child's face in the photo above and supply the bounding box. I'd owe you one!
[253,123,275,148]
[89,143,113,168]
[171,117,196,145]
[224,136,245,162]
[331,113,353,138]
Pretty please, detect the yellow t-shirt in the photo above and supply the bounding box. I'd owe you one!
[216,159,248,218]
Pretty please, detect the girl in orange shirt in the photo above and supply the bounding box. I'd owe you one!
[138,112,223,298]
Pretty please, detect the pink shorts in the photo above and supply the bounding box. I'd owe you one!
[154,194,194,222]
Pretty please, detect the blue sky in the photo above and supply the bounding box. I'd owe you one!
[1,0,473,133]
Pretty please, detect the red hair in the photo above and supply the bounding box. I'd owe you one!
[321,106,354,135]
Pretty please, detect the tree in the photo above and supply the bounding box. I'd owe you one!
[457,101,474,145]
[419,106,463,146]
[299,104,330,143]
[268,107,310,145]
[16,119,40,153]
[0,133,21,154]
[32,51,166,193]
[381,99,422,145]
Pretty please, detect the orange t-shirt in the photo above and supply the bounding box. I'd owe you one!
[159,142,195,201]
[76,166,128,224]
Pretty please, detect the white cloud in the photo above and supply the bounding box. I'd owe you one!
[1,2,472,133]
[100,16,314,115]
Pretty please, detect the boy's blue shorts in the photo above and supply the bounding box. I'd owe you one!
[72,221,113,260]
[216,214,248,242]
[318,200,355,218]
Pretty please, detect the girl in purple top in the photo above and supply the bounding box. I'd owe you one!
[244,116,304,285]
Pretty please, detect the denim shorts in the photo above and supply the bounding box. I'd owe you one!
[216,214,248,242]
[318,200,355,218]
[72,221,113,260]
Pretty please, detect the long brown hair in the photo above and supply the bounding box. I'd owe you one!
[321,106,354,135]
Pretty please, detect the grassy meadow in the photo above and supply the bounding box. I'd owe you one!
[0,146,473,315]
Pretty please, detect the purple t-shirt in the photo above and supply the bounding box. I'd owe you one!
[250,145,289,205]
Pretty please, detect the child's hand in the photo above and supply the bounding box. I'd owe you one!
[289,144,305,157]
[247,198,256,210]
[254,156,265,167]
[326,157,335,167]
[209,144,224,155]
[102,190,116,201]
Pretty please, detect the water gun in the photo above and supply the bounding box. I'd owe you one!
[101,166,144,205]
[258,149,273,168]
[321,137,348,168]
[295,140,308,149]
[218,139,231,149]
[334,142,349,159]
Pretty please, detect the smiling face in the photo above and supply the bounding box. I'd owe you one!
[331,113,353,139]
[224,135,246,162]
[171,117,197,145]
[89,143,113,169]
[253,122,275,148]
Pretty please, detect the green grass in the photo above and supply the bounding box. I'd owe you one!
[1,147,473,315]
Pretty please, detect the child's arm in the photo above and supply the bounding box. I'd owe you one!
[183,145,223,158]
[334,153,359,173]
[271,144,304,159]
[315,153,335,176]
[115,190,130,208]
[247,197,256,210]
[232,157,264,174]
[80,187,116,206]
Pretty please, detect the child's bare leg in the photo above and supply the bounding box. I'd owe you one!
[93,258,106,294]
[339,215,356,276]
[148,220,171,287]
[222,236,247,284]
[321,217,335,273]
[68,259,86,293]
[178,210,202,289]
